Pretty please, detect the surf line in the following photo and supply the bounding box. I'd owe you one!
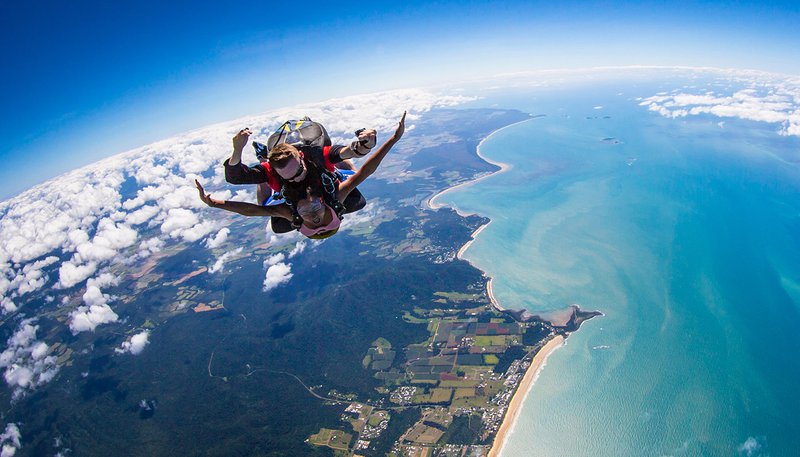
[427,115,570,457]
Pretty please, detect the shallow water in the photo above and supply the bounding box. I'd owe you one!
[436,81,800,456]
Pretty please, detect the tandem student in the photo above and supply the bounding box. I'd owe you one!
[223,119,377,233]
[196,112,406,239]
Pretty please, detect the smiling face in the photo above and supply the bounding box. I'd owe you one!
[296,196,327,227]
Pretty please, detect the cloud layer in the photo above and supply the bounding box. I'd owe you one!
[640,72,800,137]
[1,88,469,311]
[0,87,471,400]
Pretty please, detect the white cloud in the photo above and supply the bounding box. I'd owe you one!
[69,286,119,335]
[1,444,17,457]
[0,320,59,399]
[0,423,20,457]
[263,253,286,267]
[642,74,800,137]
[159,205,221,241]
[135,163,170,185]
[55,219,137,289]
[179,220,218,243]
[137,237,165,258]
[91,219,138,251]
[122,185,171,211]
[82,285,110,308]
[30,342,48,360]
[232,189,255,202]
[205,227,230,249]
[1,298,17,314]
[263,263,293,291]
[124,205,160,225]
[115,330,151,355]
[340,201,383,229]
[208,247,243,274]
[57,261,98,289]
[12,256,59,296]
[87,272,120,289]
[288,241,306,258]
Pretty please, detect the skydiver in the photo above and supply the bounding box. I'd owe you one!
[224,120,377,232]
[196,112,406,239]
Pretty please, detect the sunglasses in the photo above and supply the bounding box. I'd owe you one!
[285,160,306,182]
[298,197,325,222]
[276,152,306,183]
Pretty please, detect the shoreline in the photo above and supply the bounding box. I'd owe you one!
[487,335,565,457]
[428,117,535,214]
[425,116,571,457]
[485,277,505,312]
[430,118,539,313]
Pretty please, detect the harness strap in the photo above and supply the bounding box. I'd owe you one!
[279,162,344,231]
[320,172,345,218]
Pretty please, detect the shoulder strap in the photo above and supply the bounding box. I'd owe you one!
[321,145,336,172]
[260,162,283,192]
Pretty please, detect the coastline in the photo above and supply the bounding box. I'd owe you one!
[431,118,540,312]
[485,277,505,312]
[487,335,565,457]
[426,116,571,457]
[456,223,488,262]
[428,117,535,214]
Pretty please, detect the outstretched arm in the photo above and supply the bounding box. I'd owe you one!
[337,112,406,203]
[195,180,292,218]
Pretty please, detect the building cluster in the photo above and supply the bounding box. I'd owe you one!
[391,386,418,405]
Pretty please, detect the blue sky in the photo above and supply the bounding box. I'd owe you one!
[1,0,798,199]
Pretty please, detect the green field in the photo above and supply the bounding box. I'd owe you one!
[473,335,507,347]
[308,428,353,451]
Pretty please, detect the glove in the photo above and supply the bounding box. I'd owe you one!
[351,128,377,156]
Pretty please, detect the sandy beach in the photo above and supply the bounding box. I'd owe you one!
[488,335,565,457]
[485,277,506,312]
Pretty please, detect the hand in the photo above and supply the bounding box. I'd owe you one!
[232,128,252,151]
[392,112,406,141]
[195,179,223,207]
[357,128,377,148]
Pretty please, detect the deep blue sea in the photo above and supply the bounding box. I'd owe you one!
[435,78,800,456]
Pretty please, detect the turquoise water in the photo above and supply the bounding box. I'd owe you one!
[436,82,800,456]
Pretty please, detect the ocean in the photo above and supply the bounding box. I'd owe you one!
[434,78,800,456]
